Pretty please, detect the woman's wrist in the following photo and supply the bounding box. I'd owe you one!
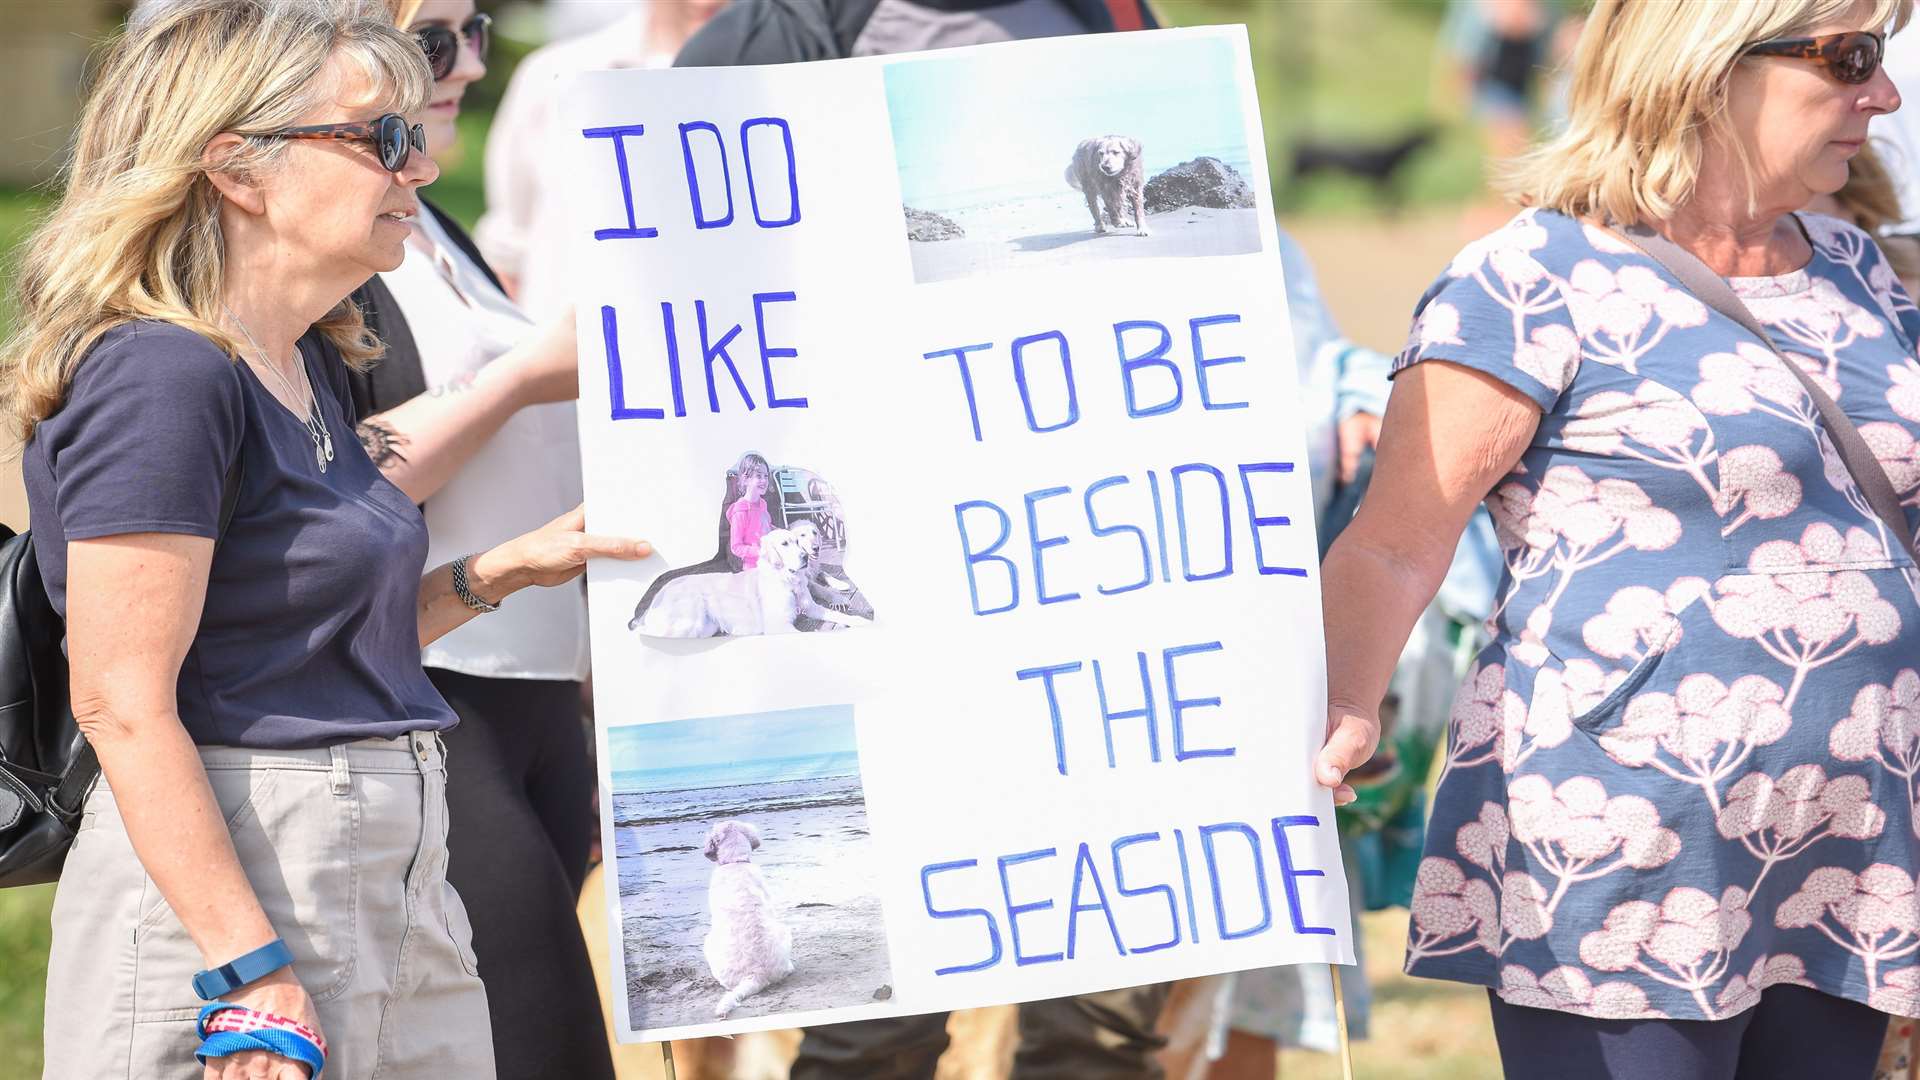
[227,963,303,1002]
[465,546,530,604]
[197,934,281,980]
[192,937,294,1000]
[491,354,541,411]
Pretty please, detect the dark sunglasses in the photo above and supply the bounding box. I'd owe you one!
[1745,30,1884,85]
[255,113,428,174]
[416,11,492,81]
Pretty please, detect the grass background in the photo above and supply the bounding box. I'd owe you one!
[0,189,51,1080]
[0,1,1505,1075]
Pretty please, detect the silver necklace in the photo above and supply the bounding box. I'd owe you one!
[223,303,334,472]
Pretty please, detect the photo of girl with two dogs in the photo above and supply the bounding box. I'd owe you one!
[627,449,876,638]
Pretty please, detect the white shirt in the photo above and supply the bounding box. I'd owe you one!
[380,209,590,680]
[474,8,674,323]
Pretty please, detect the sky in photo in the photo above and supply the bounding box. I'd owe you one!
[884,34,1251,211]
[609,705,858,792]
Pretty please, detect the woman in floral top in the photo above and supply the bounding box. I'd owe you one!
[1317,1,1920,1075]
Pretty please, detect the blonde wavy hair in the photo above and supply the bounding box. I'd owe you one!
[0,0,431,442]
[1504,0,1912,224]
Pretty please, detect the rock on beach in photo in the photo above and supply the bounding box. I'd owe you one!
[905,205,965,241]
[1143,156,1257,213]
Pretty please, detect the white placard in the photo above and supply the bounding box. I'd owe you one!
[565,26,1353,1043]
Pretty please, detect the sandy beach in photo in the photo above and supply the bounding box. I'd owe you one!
[613,769,890,1032]
[907,193,1263,284]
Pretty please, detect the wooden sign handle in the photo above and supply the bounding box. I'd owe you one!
[1330,964,1356,1080]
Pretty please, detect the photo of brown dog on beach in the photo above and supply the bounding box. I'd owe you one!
[1065,135,1149,237]
[887,35,1259,283]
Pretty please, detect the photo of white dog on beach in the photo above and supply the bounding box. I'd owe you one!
[701,819,794,1017]
[886,34,1263,284]
[628,450,877,638]
[608,706,889,1034]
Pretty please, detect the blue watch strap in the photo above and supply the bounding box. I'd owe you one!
[191,938,294,1001]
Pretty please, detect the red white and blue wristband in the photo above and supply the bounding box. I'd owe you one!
[195,1002,327,1077]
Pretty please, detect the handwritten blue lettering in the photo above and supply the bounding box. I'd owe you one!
[582,124,658,240]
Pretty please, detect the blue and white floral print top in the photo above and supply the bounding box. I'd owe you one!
[1396,207,1920,1021]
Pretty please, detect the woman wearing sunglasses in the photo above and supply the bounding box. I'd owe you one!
[1316,1,1920,1076]
[14,2,651,1077]
[328,2,618,1075]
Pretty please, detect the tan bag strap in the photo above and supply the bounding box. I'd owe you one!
[1617,221,1917,561]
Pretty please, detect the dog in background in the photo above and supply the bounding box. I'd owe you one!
[1066,135,1149,237]
[1286,126,1436,210]
[701,820,794,1018]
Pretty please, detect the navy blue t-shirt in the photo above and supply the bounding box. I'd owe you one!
[23,320,457,748]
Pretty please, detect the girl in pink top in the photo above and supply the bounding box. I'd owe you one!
[726,452,773,568]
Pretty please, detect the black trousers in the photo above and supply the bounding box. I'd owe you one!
[792,983,1173,1080]
[1487,985,1888,1080]
[433,668,613,1080]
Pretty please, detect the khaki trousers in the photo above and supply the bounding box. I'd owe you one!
[42,732,494,1079]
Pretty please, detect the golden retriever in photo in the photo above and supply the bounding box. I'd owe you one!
[702,820,795,1018]
[1065,135,1148,237]
[630,529,811,637]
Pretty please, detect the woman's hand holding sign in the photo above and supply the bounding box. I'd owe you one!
[420,505,653,647]
[1318,702,1381,807]
[473,504,653,592]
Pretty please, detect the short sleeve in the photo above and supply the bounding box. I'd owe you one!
[1391,236,1581,413]
[43,322,244,542]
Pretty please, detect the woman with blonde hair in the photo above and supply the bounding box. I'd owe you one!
[9,1,649,1076]
[1316,0,1920,1075]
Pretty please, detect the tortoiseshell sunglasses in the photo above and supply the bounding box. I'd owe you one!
[253,113,427,174]
[1745,30,1885,85]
